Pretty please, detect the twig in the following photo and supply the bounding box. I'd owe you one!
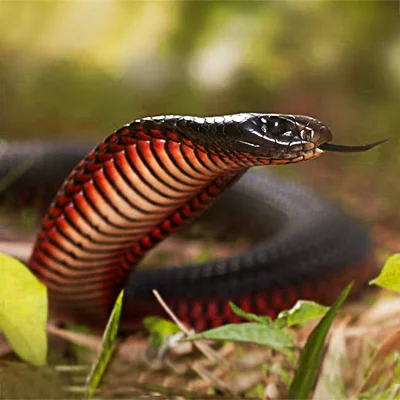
[0,241,32,262]
[356,327,400,395]
[152,289,192,335]
[191,362,232,393]
[152,289,228,366]
[47,324,102,352]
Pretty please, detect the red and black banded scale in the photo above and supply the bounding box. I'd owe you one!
[21,114,376,330]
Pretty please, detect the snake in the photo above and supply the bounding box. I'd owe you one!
[0,113,383,331]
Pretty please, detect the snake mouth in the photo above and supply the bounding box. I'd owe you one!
[258,137,385,164]
[295,147,324,162]
[279,136,386,163]
[264,146,324,164]
[318,140,387,153]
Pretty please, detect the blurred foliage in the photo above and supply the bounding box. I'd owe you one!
[0,1,399,214]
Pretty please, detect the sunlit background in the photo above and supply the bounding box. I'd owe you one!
[0,1,399,226]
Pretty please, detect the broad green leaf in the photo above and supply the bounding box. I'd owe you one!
[229,302,272,325]
[143,316,180,348]
[0,253,47,366]
[274,300,329,328]
[182,322,293,357]
[85,290,124,399]
[287,283,352,400]
[370,254,400,293]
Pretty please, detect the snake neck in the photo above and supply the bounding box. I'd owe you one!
[28,123,249,325]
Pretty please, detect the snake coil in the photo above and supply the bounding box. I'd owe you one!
[0,114,378,330]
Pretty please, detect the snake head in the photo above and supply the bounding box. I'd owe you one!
[229,114,385,164]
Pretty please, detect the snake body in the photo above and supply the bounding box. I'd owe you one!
[1,114,376,330]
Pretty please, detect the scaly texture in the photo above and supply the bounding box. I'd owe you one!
[0,114,374,329]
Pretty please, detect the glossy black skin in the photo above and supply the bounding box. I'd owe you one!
[136,113,333,160]
[0,114,380,209]
[0,114,332,210]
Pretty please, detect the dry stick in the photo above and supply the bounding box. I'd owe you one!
[191,362,232,393]
[356,327,400,395]
[0,241,32,262]
[152,289,236,396]
[152,289,192,335]
[152,289,228,366]
[47,324,103,353]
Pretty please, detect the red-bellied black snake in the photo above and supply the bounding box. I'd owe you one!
[0,114,383,331]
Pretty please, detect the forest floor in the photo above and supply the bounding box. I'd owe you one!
[0,165,399,400]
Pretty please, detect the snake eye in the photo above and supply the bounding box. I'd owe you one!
[266,116,291,136]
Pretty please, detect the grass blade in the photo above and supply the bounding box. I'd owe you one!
[287,283,352,400]
[85,290,124,399]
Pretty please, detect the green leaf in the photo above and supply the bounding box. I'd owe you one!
[274,300,329,328]
[85,290,124,399]
[0,253,47,366]
[370,254,400,293]
[287,283,352,400]
[143,316,180,348]
[182,322,293,357]
[229,302,272,325]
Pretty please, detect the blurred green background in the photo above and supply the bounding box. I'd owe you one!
[0,1,399,225]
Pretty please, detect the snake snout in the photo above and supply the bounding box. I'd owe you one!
[229,114,334,163]
[308,124,333,151]
[294,118,386,154]
[291,116,333,149]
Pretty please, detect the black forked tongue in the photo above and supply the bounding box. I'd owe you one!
[319,139,387,153]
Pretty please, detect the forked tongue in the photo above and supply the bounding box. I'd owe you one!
[319,139,387,153]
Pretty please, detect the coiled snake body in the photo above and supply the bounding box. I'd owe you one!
[1,114,379,331]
